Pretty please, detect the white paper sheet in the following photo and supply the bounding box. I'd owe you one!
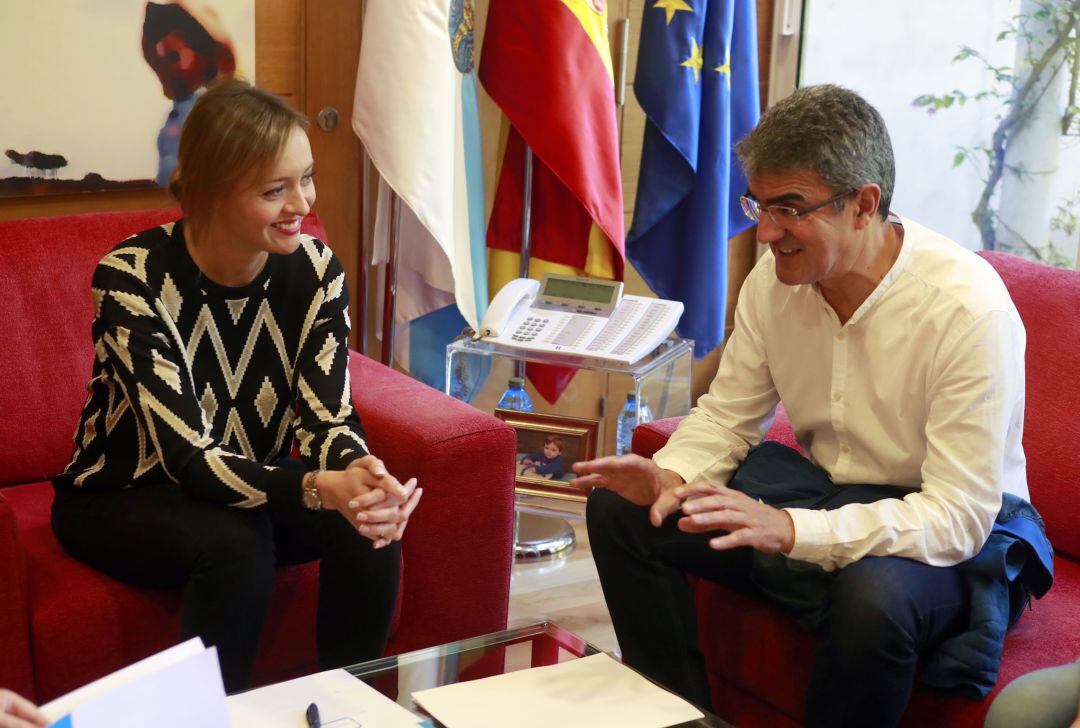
[411,653,704,728]
[41,638,211,722]
[45,643,229,728]
[227,668,424,728]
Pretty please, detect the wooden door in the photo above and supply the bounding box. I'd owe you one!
[301,0,365,347]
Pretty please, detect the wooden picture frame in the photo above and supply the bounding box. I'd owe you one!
[494,408,600,501]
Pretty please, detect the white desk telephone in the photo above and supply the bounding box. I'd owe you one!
[476,273,684,364]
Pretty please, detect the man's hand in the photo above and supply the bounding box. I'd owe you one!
[0,689,46,728]
[570,454,685,526]
[674,480,795,554]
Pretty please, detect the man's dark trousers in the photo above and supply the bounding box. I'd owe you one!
[586,442,970,728]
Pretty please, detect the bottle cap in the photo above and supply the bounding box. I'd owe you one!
[509,377,525,387]
[626,392,637,402]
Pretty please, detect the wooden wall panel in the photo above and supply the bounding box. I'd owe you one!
[620,91,646,223]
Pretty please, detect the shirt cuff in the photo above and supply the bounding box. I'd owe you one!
[785,507,832,564]
[651,453,699,486]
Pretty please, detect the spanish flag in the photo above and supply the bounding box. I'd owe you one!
[480,0,625,403]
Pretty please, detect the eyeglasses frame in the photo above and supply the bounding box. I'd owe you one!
[740,187,858,227]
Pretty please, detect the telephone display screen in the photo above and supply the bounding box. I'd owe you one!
[542,277,617,304]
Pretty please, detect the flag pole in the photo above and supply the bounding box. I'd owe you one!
[519,146,534,277]
[515,146,534,380]
[358,149,371,357]
[356,0,369,357]
[513,142,577,560]
[381,191,401,367]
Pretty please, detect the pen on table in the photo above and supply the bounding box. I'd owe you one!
[305,701,321,728]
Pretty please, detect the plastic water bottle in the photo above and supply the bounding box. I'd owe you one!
[616,392,653,455]
[639,395,654,426]
[497,377,534,412]
[448,359,468,401]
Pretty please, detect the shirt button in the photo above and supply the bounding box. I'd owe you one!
[839,443,850,453]
[837,331,846,340]
[833,392,842,402]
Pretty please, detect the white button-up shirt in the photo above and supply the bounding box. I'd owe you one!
[654,216,1028,571]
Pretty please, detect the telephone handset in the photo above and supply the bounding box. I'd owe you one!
[477,273,684,365]
[478,278,541,337]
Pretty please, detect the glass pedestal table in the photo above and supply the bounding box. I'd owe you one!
[445,338,694,558]
[346,621,729,727]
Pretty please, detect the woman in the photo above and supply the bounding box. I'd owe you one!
[52,79,420,692]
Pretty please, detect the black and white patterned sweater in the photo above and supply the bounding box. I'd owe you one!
[56,220,369,507]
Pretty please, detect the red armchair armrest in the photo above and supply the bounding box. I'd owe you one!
[346,352,517,651]
[632,406,798,462]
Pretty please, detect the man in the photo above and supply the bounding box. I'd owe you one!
[572,85,1035,727]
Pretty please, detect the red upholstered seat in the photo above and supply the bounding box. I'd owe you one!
[0,209,517,701]
[631,251,1080,726]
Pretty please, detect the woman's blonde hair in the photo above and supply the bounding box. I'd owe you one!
[168,79,309,222]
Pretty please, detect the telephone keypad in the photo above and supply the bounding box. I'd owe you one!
[512,317,549,342]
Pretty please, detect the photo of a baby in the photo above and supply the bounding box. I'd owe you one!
[495,408,599,496]
[517,435,566,480]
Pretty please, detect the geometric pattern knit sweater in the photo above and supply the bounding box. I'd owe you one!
[55,220,368,507]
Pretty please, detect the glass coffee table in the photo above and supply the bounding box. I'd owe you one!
[346,621,730,727]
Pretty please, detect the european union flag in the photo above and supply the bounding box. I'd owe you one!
[627,0,760,357]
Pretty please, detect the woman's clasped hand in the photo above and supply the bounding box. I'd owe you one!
[317,455,423,549]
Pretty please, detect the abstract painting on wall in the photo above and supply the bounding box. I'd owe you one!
[0,1,255,198]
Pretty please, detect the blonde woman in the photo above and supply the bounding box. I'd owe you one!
[52,80,420,692]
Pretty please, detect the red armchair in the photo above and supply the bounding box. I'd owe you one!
[0,208,517,702]
[632,251,1080,727]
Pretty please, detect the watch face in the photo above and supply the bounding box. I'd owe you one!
[302,487,321,510]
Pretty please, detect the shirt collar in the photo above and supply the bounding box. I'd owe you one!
[829,212,911,328]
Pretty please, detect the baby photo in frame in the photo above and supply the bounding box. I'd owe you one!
[494,408,600,499]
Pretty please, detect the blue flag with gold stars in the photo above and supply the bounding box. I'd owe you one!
[627,0,759,357]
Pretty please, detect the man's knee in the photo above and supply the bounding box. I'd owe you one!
[825,559,923,655]
[585,488,648,550]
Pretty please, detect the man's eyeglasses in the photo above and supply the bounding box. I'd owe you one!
[740,188,856,228]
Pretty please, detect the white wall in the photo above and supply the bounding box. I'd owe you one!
[800,0,1079,264]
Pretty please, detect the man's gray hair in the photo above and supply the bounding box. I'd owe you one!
[735,85,895,220]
